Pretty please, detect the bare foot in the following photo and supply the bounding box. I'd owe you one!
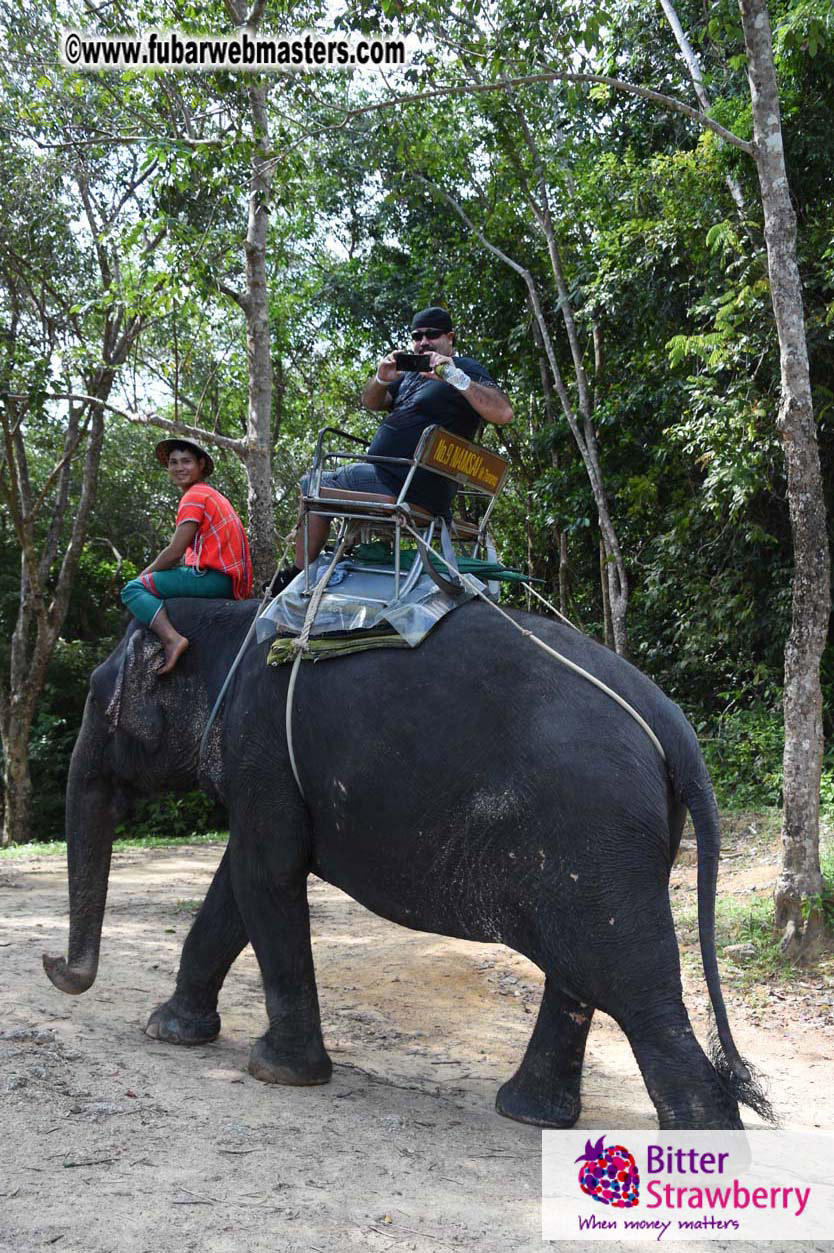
[158,634,189,675]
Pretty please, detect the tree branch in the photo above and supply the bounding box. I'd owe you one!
[32,133,227,151]
[34,410,88,515]
[275,68,752,169]
[658,0,748,216]
[76,170,112,288]
[246,0,267,28]
[218,280,247,308]
[7,393,247,455]
[48,407,105,635]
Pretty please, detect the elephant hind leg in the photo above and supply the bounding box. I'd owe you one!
[496,978,593,1128]
[599,892,742,1129]
[620,1003,742,1130]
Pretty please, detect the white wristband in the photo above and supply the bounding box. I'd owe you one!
[374,373,388,387]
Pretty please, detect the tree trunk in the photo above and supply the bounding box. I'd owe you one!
[559,531,569,619]
[0,378,112,845]
[600,539,615,650]
[241,81,276,585]
[525,276,629,653]
[526,450,534,614]
[1,718,33,847]
[514,124,631,654]
[605,549,629,657]
[739,0,830,956]
[227,0,276,586]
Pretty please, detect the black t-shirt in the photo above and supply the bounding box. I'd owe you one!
[366,356,498,517]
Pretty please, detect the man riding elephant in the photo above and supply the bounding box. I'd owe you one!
[270,306,513,592]
[120,439,253,673]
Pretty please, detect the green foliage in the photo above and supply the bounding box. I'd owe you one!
[806,841,834,933]
[773,0,834,63]
[713,896,795,983]
[27,709,79,839]
[673,831,833,983]
[116,792,226,841]
[697,707,786,810]
[28,639,117,839]
[678,846,834,982]
[0,833,226,859]
[696,705,834,816]
[173,899,203,915]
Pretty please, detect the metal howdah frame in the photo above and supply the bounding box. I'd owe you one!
[300,424,509,597]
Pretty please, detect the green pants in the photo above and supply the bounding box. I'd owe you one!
[120,567,234,626]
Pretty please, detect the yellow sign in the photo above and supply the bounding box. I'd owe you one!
[422,429,509,495]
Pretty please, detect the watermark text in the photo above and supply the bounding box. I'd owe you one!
[61,29,408,73]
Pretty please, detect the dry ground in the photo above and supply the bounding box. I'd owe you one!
[0,829,832,1253]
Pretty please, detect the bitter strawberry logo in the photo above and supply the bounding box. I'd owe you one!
[576,1136,640,1208]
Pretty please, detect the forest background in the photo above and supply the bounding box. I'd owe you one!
[1,2,832,942]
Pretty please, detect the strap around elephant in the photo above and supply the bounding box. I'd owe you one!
[198,523,298,768]
[199,583,273,767]
[416,516,465,598]
[284,536,350,800]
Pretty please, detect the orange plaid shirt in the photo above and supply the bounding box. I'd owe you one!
[177,484,254,600]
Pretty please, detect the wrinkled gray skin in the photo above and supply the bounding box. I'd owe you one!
[44,599,770,1129]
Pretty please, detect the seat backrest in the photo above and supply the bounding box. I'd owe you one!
[414,425,510,498]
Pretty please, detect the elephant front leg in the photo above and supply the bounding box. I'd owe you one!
[496,978,593,1128]
[229,826,331,1087]
[146,847,248,1045]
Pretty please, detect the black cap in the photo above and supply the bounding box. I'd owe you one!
[411,306,453,333]
[155,438,215,477]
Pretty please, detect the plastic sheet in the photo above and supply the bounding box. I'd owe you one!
[255,554,482,649]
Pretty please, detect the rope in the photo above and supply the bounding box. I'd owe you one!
[401,521,666,763]
[284,536,350,799]
[275,525,296,574]
[519,580,579,632]
[286,649,305,796]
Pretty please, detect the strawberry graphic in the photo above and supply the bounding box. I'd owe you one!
[576,1136,640,1207]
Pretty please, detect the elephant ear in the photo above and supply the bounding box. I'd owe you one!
[93,628,164,757]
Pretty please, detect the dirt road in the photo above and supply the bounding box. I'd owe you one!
[0,841,831,1252]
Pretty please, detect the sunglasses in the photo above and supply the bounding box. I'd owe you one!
[411,328,446,341]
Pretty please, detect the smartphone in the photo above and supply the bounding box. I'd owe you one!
[394,351,432,372]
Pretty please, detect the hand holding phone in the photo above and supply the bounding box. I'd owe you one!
[394,351,432,372]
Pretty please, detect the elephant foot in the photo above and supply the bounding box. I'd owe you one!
[495,1075,581,1129]
[248,1033,332,1087]
[144,997,221,1046]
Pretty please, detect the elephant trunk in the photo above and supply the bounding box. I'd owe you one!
[43,711,114,995]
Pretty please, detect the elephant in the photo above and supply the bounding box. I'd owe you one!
[43,597,771,1130]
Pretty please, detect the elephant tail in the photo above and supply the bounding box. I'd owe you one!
[679,754,775,1123]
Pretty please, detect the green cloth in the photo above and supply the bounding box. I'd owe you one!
[350,541,537,583]
[268,631,411,665]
